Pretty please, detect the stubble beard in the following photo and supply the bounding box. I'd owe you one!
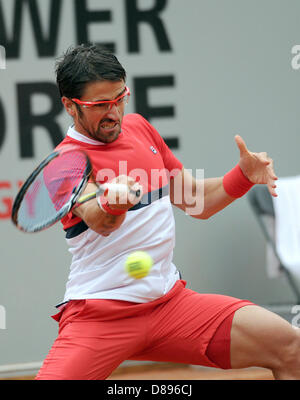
[78,113,122,144]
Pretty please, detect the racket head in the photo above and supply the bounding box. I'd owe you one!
[11,148,92,233]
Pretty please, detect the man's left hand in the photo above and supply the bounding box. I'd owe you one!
[235,135,278,197]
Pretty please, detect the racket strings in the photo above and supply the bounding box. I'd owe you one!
[43,152,87,210]
[17,150,88,232]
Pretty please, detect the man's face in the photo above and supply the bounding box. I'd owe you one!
[65,80,128,143]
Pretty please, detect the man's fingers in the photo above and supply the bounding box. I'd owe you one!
[234,136,278,196]
[128,182,143,205]
[234,135,249,156]
[266,158,278,180]
[268,181,278,197]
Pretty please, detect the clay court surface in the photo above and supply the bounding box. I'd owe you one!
[108,363,274,380]
[2,362,274,380]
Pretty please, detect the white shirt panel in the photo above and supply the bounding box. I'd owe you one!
[63,196,180,303]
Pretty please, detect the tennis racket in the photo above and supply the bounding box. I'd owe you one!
[11,147,141,233]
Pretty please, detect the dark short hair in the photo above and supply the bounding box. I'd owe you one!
[55,44,126,99]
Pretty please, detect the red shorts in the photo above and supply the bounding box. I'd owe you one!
[36,280,254,380]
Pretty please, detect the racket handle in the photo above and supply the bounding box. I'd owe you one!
[101,183,141,197]
[77,183,141,205]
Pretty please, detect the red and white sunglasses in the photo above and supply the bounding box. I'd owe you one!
[71,86,130,109]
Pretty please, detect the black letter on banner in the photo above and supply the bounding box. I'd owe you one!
[125,0,172,53]
[0,98,5,151]
[17,82,64,158]
[74,0,115,52]
[0,0,62,58]
[134,76,179,149]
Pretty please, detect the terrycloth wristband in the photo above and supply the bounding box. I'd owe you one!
[96,195,127,216]
[223,164,254,198]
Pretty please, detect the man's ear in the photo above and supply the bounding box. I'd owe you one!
[62,96,77,118]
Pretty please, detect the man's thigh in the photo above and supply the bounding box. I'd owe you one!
[36,301,146,380]
[130,288,253,368]
[230,304,298,370]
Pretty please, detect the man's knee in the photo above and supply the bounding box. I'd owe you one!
[275,326,300,371]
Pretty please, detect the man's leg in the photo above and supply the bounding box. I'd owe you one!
[230,305,300,379]
[36,300,147,380]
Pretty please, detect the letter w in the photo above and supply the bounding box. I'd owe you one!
[0,0,62,58]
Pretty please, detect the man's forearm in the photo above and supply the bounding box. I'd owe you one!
[171,167,254,219]
[191,177,235,219]
[73,197,126,236]
[171,169,237,219]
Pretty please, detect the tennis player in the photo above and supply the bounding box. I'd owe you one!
[36,44,300,380]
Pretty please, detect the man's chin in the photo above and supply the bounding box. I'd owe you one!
[96,125,121,143]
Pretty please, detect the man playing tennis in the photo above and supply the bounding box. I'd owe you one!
[36,44,300,380]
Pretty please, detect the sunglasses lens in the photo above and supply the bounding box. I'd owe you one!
[73,88,130,109]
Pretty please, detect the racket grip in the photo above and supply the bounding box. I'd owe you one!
[101,183,141,197]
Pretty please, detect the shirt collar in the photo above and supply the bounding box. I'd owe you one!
[67,125,106,146]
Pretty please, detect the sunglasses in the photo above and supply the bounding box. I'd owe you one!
[71,87,130,110]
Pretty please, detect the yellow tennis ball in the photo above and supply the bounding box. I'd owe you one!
[125,251,153,279]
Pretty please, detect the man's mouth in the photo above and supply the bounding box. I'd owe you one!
[100,119,118,131]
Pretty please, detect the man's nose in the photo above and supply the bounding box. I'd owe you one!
[106,102,120,116]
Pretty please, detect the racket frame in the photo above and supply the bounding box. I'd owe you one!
[11,149,92,233]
